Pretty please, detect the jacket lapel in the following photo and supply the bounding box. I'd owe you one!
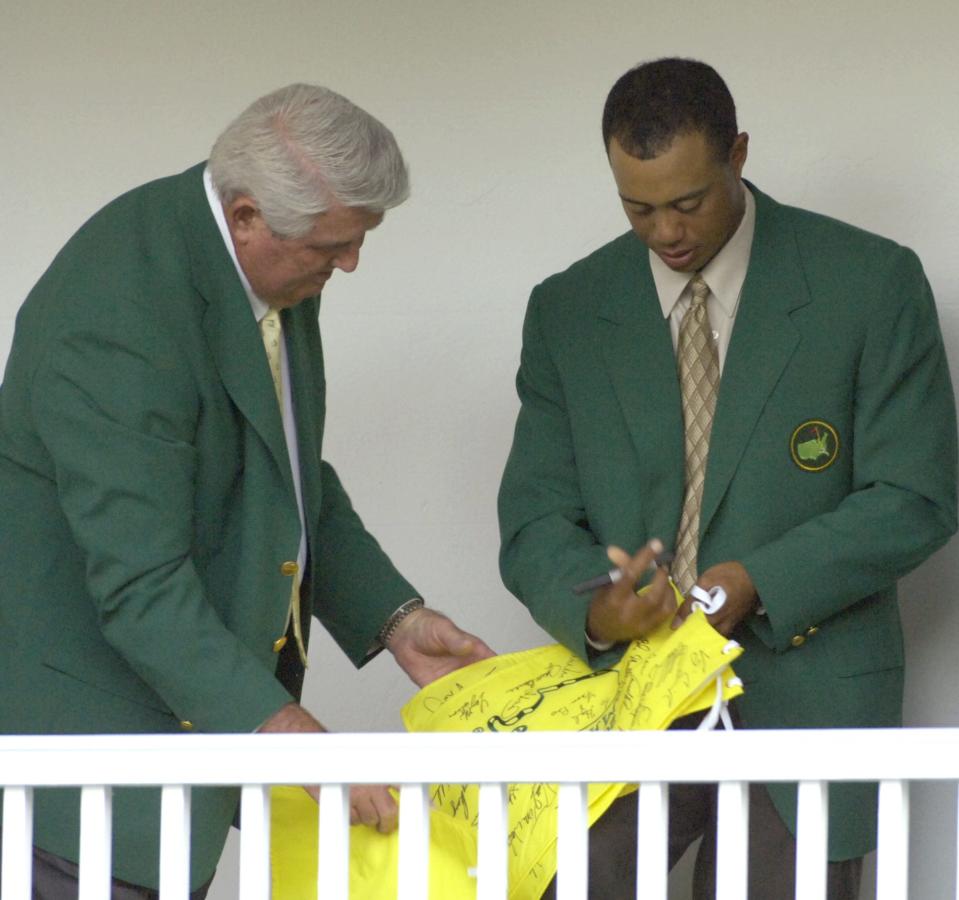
[699,187,811,536]
[176,165,295,496]
[598,235,686,529]
[284,299,325,531]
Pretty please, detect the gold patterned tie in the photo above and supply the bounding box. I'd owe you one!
[672,275,719,595]
[259,309,308,667]
[260,308,284,408]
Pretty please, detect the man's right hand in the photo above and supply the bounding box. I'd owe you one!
[585,539,675,645]
[258,702,399,833]
[258,701,328,736]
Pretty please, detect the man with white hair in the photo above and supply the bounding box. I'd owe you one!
[0,84,492,898]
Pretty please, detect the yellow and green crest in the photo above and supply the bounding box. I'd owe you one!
[790,420,839,472]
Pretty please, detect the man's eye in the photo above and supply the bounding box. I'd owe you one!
[675,200,702,214]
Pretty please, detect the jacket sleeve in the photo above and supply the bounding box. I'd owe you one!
[498,286,617,661]
[311,459,420,664]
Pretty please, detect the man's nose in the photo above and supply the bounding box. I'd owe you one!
[333,244,361,273]
[652,211,684,246]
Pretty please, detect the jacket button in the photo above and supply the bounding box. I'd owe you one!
[280,561,299,577]
[273,636,288,653]
[180,720,194,731]
[806,626,819,637]
[790,635,806,647]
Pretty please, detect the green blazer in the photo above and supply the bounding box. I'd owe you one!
[0,164,417,889]
[498,185,957,859]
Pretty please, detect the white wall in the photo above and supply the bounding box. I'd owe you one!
[2,1,957,896]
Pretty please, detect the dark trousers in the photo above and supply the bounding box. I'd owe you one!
[27,845,213,900]
[541,781,862,899]
[540,712,863,900]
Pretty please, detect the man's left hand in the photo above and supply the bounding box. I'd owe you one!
[672,561,758,636]
[349,784,400,833]
[387,608,495,687]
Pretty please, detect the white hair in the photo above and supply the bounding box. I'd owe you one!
[208,83,409,238]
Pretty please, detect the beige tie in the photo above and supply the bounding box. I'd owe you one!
[259,309,308,667]
[260,308,284,408]
[672,275,719,595]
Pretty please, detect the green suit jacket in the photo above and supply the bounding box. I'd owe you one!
[498,185,957,859]
[0,164,417,889]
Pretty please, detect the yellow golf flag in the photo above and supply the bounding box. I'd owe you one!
[403,603,742,900]
[270,785,477,900]
[271,584,742,899]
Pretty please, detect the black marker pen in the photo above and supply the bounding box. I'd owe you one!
[571,551,674,595]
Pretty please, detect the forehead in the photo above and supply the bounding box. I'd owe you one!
[608,131,721,206]
[297,204,383,246]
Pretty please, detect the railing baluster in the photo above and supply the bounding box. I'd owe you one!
[159,784,191,900]
[1,785,34,900]
[397,783,430,900]
[477,782,508,899]
[955,782,959,900]
[876,779,910,900]
[239,785,271,900]
[795,780,828,900]
[715,781,749,900]
[557,782,588,900]
[78,785,112,900]
[636,782,668,900]
[318,784,350,898]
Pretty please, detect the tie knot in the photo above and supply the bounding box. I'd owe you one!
[689,275,710,307]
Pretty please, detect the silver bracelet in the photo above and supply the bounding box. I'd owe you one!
[378,597,425,646]
[584,628,616,652]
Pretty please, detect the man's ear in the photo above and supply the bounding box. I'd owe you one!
[224,195,261,245]
[729,132,749,177]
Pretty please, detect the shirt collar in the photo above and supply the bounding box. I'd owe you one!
[649,184,756,320]
[203,166,270,324]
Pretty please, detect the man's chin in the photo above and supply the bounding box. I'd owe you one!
[274,288,324,308]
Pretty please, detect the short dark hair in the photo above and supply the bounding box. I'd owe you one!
[602,58,738,160]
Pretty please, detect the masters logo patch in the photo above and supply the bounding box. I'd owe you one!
[790,420,839,472]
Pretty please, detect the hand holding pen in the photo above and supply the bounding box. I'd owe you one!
[583,539,677,646]
[572,548,675,596]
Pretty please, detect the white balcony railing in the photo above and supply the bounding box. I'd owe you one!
[2,728,958,900]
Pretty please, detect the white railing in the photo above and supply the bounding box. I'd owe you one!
[2,728,958,900]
